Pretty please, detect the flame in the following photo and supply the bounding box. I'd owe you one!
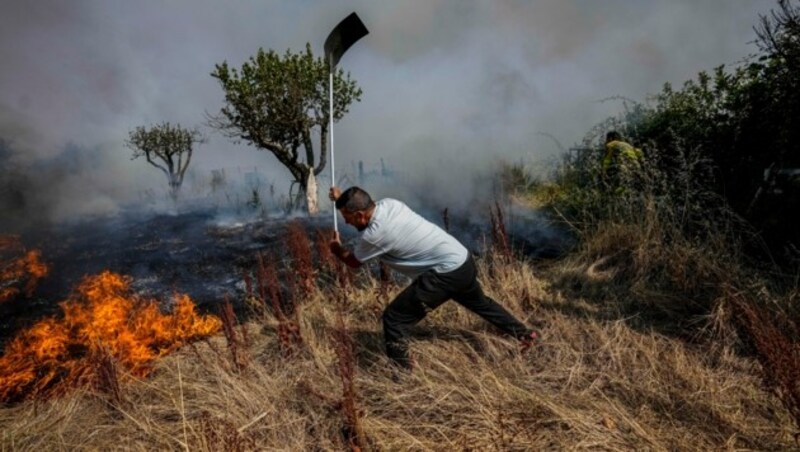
[0,271,221,402]
[0,235,49,303]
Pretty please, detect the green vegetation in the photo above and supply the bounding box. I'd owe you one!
[577,0,800,264]
[210,44,362,214]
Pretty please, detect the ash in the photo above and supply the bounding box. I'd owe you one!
[1,201,572,344]
[0,207,328,341]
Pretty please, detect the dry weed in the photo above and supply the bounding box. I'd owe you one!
[285,220,316,296]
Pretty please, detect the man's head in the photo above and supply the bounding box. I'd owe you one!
[336,186,375,231]
[606,131,621,143]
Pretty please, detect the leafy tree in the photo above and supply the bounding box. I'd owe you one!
[125,122,205,200]
[210,43,362,214]
[752,0,800,170]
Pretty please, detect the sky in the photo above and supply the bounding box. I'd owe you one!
[0,0,777,225]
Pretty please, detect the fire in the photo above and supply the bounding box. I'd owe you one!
[0,235,49,303]
[0,271,221,402]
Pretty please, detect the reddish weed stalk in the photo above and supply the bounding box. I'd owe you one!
[312,227,369,449]
[332,297,368,451]
[732,293,800,432]
[315,228,354,290]
[490,201,511,261]
[256,252,303,357]
[286,220,316,297]
[295,291,368,450]
[219,296,249,371]
[315,228,338,274]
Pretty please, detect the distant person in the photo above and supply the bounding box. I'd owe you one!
[328,186,539,370]
[602,131,644,191]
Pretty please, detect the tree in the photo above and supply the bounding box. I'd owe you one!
[210,43,362,214]
[125,122,205,200]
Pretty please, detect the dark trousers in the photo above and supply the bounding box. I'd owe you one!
[382,254,531,368]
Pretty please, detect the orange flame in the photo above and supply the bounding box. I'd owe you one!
[0,235,49,303]
[0,271,221,402]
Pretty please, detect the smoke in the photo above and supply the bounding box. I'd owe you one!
[0,0,774,229]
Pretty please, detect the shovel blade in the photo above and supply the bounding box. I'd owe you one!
[324,12,369,69]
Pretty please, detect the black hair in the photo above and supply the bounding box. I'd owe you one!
[606,131,622,142]
[335,186,375,212]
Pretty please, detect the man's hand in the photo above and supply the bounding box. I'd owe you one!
[328,230,362,269]
[329,186,342,202]
[329,231,344,256]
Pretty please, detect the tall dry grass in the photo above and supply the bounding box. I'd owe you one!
[0,239,797,450]
[524,139,800,441]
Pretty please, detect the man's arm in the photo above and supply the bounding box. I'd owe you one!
[329,231,362,268]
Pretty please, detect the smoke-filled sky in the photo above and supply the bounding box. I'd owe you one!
[0,0,776,225]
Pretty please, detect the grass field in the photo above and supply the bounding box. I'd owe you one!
[1,231,797,450]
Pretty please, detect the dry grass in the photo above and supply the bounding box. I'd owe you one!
[1,253,796,450]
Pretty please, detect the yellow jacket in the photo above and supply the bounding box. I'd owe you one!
[602,140,643,174]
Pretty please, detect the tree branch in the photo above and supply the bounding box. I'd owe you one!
[144,152,170,178]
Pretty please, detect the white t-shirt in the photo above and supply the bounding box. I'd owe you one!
[353,199,469,279]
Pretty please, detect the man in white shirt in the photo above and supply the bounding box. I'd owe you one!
[329,186,539,370]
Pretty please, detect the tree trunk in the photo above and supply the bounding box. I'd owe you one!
[168,173,181,201]
[304,169,319,215]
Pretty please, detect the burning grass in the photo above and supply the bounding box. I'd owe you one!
[0,271,220,403]
[0,234,48,303]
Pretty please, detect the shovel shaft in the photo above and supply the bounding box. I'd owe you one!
[329,71,338,232]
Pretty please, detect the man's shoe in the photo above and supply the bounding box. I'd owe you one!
[520,330,540,352]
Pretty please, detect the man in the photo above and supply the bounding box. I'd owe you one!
[328,186,539,370]
[602,131,644,191]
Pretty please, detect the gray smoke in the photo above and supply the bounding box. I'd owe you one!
[0,0,773,230]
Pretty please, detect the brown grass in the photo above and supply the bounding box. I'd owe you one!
[1,191,798,448]
[0,252,796,450]
[525,139,800,449]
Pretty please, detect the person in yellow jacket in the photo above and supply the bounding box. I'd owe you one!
[602,131,644,190]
